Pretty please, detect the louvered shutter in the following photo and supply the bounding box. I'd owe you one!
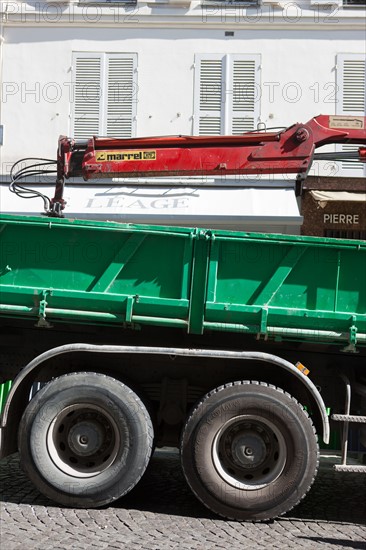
[194,54,260,135]
[230,55,260,134]
[336,54,366,176]
[72,53,137,139]
[72,54,103,138]
[194,56,223,135]
[106,54,137,138]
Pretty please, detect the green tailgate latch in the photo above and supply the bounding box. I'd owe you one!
[126,295,138,323]
[256,307,269,340]
[197,229,211,240]
[342,317,358,354]
[260,307,268,336]
[36,289,53,328]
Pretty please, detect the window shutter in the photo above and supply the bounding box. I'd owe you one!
[230,56,260,134]
[72,52,137,139]
[72,54,102,139]
[106,54,137,138]
[336,54,366,176]
[194,56,223,135]
[194,54,260,135]
[339,56,365,114]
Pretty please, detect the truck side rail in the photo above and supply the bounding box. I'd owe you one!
[0,214,365,349]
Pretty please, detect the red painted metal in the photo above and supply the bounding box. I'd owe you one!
[57,115,366,185]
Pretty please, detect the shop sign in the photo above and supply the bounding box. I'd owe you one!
[323,214,359,225]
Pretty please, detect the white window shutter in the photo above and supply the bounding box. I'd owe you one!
[72,52,137,139]
[339,56,365,114]
[194,54,260,136]
[336,54,366,176]
[106,54,137,138]
[194,55,223,135]
[230,55,260,134]
[72,54,103,139]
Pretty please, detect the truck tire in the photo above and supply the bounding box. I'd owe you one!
[181,381,319,521]
[18,372,154,508]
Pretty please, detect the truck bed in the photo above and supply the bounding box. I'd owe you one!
[0,214,365,347]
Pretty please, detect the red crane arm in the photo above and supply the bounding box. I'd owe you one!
[57,114,366,182]
[52,115,365,212]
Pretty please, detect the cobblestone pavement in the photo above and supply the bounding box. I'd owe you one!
[1,450,365,550]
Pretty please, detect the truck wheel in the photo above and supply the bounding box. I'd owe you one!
[181,381,319,521]
[18,372,154,508]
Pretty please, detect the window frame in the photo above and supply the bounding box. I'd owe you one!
[70,51,138,139]
[193,53,261,136]
[335,53,366,177]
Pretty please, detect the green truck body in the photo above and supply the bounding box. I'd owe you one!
[1,213,365,520]
[1,213,365,343]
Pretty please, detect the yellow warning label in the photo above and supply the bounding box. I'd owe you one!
[329,116,364,130]
[96,150,157,162]
[296,362,310,376]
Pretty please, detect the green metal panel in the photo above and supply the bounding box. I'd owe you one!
[0,215,193,328]
[205,232,366,346]
[0,380,12,415]
[188,230,211,334]
[0,214,365,347]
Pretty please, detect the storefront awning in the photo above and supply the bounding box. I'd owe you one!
[0,184,302,234]
[310,190,366,205]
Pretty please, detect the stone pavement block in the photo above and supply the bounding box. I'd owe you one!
[1,451,365,550]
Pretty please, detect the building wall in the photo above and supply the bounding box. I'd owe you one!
[0,1,364,168]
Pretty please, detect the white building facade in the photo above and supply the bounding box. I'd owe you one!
[0,0,365,232]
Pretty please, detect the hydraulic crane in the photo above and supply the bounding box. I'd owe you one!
[10,114,366,216]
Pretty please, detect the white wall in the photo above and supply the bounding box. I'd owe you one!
[0,2,364,171]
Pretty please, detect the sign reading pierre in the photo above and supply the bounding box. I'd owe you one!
[323,214,360,225]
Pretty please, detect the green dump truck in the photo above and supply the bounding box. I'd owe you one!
[0,212,365,520]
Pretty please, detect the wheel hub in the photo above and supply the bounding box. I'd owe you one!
[231,433,267,468]
[47,404,120,478]
[212,414,287,491]
[68,421,104,456]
